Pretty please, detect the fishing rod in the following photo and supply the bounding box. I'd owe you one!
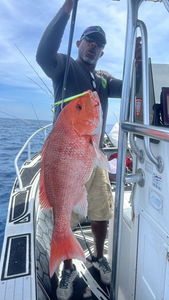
[61,0,78,109]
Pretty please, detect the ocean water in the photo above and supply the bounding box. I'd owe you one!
[0,118,113,253]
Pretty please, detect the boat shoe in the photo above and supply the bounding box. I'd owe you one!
[92,256,111,285]
[56,264,79,300]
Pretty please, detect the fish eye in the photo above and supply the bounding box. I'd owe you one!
[76,104,82,111]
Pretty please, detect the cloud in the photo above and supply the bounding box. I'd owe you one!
[138,1,169,63]
[0,97,16,102]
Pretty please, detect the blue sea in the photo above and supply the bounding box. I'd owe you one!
[0,118,113,253]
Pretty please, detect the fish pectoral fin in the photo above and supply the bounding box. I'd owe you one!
[39,195,52,210]
[39,136,52,210]
[73,186,88,217]
[93,141,111,172]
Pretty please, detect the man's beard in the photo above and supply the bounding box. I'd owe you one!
[82,54,95,65]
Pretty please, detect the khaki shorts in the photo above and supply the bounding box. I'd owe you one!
[86,166,113,221]
[70,167,113,228]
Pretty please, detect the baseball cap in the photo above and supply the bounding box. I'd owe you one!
[80,26,107,44]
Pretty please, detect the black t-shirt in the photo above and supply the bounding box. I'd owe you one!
[36,8,122,147]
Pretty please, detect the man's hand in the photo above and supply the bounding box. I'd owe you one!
[135,37,142,67]
[62,0,75,15]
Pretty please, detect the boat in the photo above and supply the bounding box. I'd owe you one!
[1,0,169,299]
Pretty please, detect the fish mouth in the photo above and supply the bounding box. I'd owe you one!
[87,95,103,135]
[93,99,99,107]
[91,91,100,107]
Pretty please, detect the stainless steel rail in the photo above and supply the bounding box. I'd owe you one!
[137,20,163,172]
[14,123,52,190]
[163,0,169,13]
[124,168,145,187]
[122,121,169,142]
[129,60,144,163]
[130,19,163,169]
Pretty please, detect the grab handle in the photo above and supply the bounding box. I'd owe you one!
[130,58,145,164]
[137,20,164,173]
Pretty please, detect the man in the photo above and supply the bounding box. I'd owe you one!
[36,1,141,299]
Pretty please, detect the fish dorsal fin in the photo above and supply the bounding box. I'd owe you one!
[93,140,111,172]
[73,186,88,217]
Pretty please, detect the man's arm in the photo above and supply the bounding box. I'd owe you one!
[107,74,122,98]
[62,0,74,15]
[36,1,74,79]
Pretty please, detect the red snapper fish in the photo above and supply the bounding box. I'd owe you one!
[39,90,110,277]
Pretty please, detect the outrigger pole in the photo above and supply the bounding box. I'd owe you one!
[61,0,79,109]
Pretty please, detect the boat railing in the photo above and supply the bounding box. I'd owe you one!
[122,121,169,143]
[14,123,52,191]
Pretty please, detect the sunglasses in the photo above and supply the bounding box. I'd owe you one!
[81,35,105,48]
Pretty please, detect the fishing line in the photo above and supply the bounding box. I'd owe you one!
[30,102,45,139]
[112,112,118,123]
[15,44,54,97]
[61,0,78,110]
[0,110,51,133]
[27,76,54,100]
[0,111,40,128]
[78,222,94,262]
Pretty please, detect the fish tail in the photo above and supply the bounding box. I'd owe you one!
[49,229,86,277]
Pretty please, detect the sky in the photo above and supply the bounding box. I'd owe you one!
[0,0,169,125]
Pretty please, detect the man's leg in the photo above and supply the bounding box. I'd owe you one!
[91,220,108,257]
[63,259,73,269]
[86,167,113,286]
[56,259,79,300]
[91,220,111,285]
